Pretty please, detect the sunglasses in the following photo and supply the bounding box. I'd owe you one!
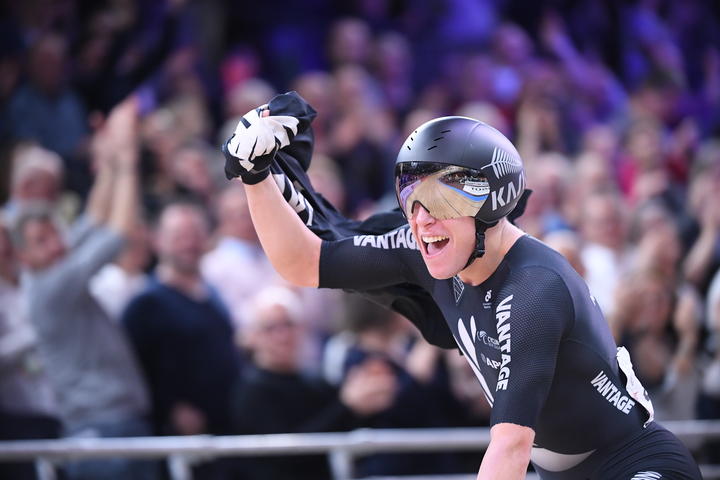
[395,162,490,220]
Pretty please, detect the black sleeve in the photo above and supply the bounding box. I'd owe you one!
[319,226,429,290]
[490,266,572,430]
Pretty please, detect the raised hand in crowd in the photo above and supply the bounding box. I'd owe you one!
[684,184,720,289]
[86,95,141,235]
[170,401,207,436]
[339,357,397,417]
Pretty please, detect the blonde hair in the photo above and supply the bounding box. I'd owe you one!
[247,286,304,328]
[11,143,63,190]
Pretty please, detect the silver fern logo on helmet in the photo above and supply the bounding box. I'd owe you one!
[482,147,523,179]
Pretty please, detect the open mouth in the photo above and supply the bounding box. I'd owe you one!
[422,235,450,256]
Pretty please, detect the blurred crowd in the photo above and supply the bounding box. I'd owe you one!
[1,0,720,479]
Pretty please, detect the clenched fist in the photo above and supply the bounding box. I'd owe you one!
[222,105,300,184]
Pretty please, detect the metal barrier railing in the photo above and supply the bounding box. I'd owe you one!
[0,420,719,480]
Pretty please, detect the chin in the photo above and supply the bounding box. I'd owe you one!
[424,259,462,280]
[429,271,455,280]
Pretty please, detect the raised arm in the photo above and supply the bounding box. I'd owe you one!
[85,124,115,223]
[85,96,140,236]
[683,197,720,288]
[242,175,321,287]
[105,96,141,237]
[223,103,322,287]
[222,95,418,290]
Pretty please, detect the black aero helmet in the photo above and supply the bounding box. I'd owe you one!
[394,116,528,261]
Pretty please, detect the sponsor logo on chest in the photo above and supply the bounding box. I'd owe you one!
[495,295,513,391]
[483,289,492,309]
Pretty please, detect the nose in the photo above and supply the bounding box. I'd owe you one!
[412,203,435,226]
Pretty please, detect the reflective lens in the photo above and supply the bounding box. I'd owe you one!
[395,162,490,220]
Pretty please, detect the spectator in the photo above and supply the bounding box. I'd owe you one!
[72,0,184,115]
[699,267,720,462]
[122,202,240,438]
[0,216,59,480]
[90,219,152,320]
[307,153,347,213]
[610,218,702,423]
[327,18,373,69]
[222,78,276,125]
[202,184,279,332]
[562,149,617,228]
[329,65,394,215]
[10,97,157,480]
[519,152,572,237]
[168,141,223,209]
[579,190,629,316]
[3,32,88,195]
[332,294,464,477]
[683,167,720,295]
[230,286,396,480]
[489,22,533,108]
[703,269,720,401]
[372,32,414,113]
[292,72,337,155]
[616,117,668,203]
[4,143,68,223]
[138,96,214,216]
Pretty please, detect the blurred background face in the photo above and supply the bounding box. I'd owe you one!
[632,209,681,278]
[293,72,336,122]
[329,18,371,67]
[617,267,674,337]
[18,218,66,271]
[118,221,152,273]
[216,186,256,242]
[15,170,60,202]
[250,304,301,373]
[626,121,663,170]
[632,274,673,334]
[28,33,67,95]
[582,125,619,162]
[581,195,626,250]
[171,147,213,199]
[155,206,208,275]
[307,154,346,212]
[374,32,411,80]
[493,23,532,64]
[11,145,64,203]
[225,78,276,120]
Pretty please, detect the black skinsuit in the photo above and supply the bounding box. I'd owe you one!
[320,229,701,480]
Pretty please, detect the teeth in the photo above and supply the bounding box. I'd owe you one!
[422,235,449,243]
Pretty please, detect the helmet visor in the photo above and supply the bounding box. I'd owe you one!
[395,162,490,220]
